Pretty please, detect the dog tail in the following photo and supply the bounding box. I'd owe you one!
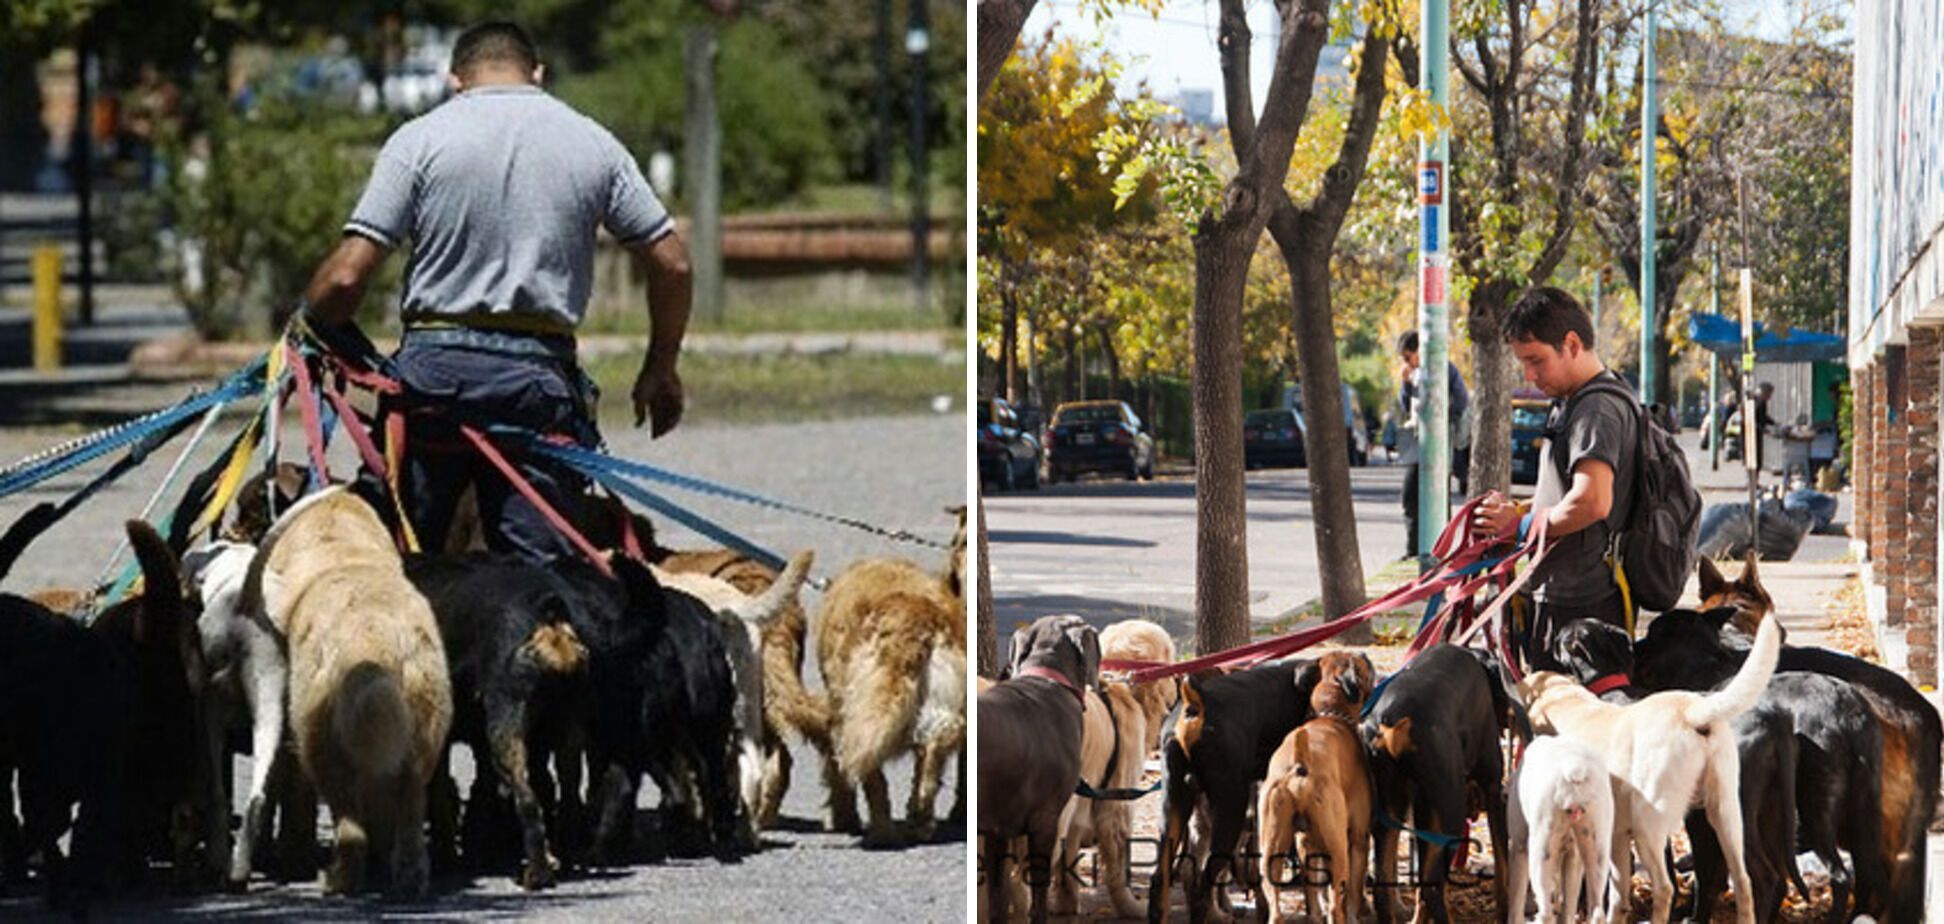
[0,503,64,587]
[336,662,413,780]
[834,593,943,781]
[126,519,186,626]
[1686,612,1782,728]
[744,550,814,627]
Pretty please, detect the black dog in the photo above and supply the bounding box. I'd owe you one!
[1361,644,1516,924]
[1635,611,1892,922]
[560,552,743,866]
[1553,617,1800,922]
[408,553,593,889]
[1146,658,1321,924]
[979,614,1099,924]
[0,520,205,910]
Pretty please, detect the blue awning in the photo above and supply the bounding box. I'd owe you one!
[1687,313,1846,363]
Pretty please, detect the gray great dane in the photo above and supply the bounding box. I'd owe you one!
[978,614,1100,924]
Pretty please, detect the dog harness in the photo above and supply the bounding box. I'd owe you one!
[1071,690,1164,801]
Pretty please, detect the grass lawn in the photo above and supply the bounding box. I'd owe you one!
[583,350,963,426]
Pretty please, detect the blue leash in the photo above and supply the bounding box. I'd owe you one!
[517,431,950,552]
[1373,810,1467,850]
[582,467,789,574]
[1362,551,1518,719]
[0,357,266,500]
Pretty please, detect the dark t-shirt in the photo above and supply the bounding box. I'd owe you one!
[1532,370,1637,607]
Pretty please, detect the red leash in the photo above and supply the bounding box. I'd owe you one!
[458,425,614,579]
[1099,498,1551,685]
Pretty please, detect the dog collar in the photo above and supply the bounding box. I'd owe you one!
[1586,673,1632,696]
[1019,664,1085,702]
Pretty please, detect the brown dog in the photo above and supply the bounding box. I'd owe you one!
[243,487,452,897]
[980,614,1101,924]
[1049,678,1148,918]
[1099,618,1180,755]
[1256,651,1375,924]
[815,508,968,846]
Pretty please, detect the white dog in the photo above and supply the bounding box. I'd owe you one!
[1518,614,1781,924]
[182,540,287,889]
[1504,735,1616,924]
[651,550,813,847]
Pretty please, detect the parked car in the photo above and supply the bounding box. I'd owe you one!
[978,397,1041,490]
[1045,400,1155,482]
[1510,387,1549,484]
[1244,408,1304,469]
[1284,381,1370,466]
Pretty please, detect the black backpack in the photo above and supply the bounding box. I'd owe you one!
[1551,377,1702,613]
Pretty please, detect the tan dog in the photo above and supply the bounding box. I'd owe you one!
[1098,618,1180,755]
[1047,679,1148,918]
[1518,613,1782,924]
[816,508,968,845]
[243,487,452,897]
[1256,651,1375,924]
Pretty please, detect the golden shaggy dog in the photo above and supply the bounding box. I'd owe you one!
[815,508,967,845]
[244,487,452,897]
[1098,618,1179,754]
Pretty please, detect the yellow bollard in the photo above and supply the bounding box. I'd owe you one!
[32,244,62,372]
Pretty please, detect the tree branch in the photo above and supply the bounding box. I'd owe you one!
[1528,0,1602,282]
[976,0,1038,100]
[1308,30,1392,233]
[1220,0,1258,156]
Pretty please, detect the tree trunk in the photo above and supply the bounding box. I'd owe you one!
[1278,232,1370,638]
[977,492,998,678]
[1097,326,1121,398]
[1063,324,1080,404]
[1468,280,1517,498]
[976,0,1037,101]
[1000,274,1019,402]
[1191,219,1257,657]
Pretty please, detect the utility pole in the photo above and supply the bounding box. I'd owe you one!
[875,0,894,210]
[1738,174,1758,544]
[1416,0,1451,560]
[1592,266,1603,333]
[907,0,931,316]
[1709,245,1722,470]
[76,27,96,326]
[1639,2,1658,404]
[684,26,724,324]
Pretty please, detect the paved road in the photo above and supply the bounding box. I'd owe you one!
[0,411,968,922]
[985,430,1853,651]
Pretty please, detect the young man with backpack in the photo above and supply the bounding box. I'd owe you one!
[1473,287,1699,671]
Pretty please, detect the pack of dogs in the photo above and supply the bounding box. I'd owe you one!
[0,468,967,912]
[980,554,1943,924]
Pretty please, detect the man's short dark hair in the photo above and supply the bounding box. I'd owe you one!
[1396,330,1419,355]
[452,22,539,77]
[1501,285,1596,351]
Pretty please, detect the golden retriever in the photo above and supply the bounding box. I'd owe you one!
[243,487,452,897]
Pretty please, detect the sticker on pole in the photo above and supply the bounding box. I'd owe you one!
[1422,206,1441,252]
[1419,161,1443,205]
[1422,264,1447,305]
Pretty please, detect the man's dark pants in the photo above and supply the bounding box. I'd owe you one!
[1519,592,1630,673]
[381,338,600,564]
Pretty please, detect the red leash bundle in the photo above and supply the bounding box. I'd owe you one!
[1099,497,1552,684]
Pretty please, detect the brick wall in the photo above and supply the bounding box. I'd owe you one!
[1906,329,1940,685]
[1871,361,1889,590]
[1856,365,1874,554]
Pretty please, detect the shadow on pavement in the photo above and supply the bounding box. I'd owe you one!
[987,529,1155,548]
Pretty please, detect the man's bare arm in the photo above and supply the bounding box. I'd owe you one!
[301,235,389,327]
[1544,458,1614,537]
[628,233,693,435]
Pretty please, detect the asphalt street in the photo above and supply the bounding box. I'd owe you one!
[0,411,968,922]
[984,430,1851,651]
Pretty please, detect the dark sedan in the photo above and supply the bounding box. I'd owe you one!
[1045,400,1155,483]
[978,397,1041,490]
[1244,408,1304,469]
[1510,388,1549,484]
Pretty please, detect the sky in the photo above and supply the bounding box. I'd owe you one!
[1019,0,1853,117]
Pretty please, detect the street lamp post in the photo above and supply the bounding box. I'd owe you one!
[1416,0,1452,559]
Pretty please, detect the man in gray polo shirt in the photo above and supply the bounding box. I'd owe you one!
[1473,287,1636,671]
[297,21,692,562]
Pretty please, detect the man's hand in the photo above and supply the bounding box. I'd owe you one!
[1472,490,1524,540]
[632,356,684,437]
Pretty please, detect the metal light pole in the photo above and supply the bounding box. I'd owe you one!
[1709,245,1722,470]
[1639,3,1658,404]
[1592,267,1603,333]
[1738,174,1758,542]
[684,26,724,324]
[1416,0,1451,558]
[907,0,931,316]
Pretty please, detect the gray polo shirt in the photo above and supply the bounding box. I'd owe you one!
[345,84,672,331]
[1531,370,1637,607]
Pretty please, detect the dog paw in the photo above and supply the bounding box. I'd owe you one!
[519,861,557,891]
[907,818,937,843]
[860,827,903,850]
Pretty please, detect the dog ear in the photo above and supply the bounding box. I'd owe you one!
[1334,668,1363,706]
[1064,621,1101,688]
[1292,659,1322,699]
[1739,550,1760,588]
[1699,605,1738,633]
[1008,624,1034,678]
[1353,653,1375,700]
[1696,556,1728,600]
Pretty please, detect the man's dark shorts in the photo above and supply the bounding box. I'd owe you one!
[381,337,602,564]
[1520,591,1630,673]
